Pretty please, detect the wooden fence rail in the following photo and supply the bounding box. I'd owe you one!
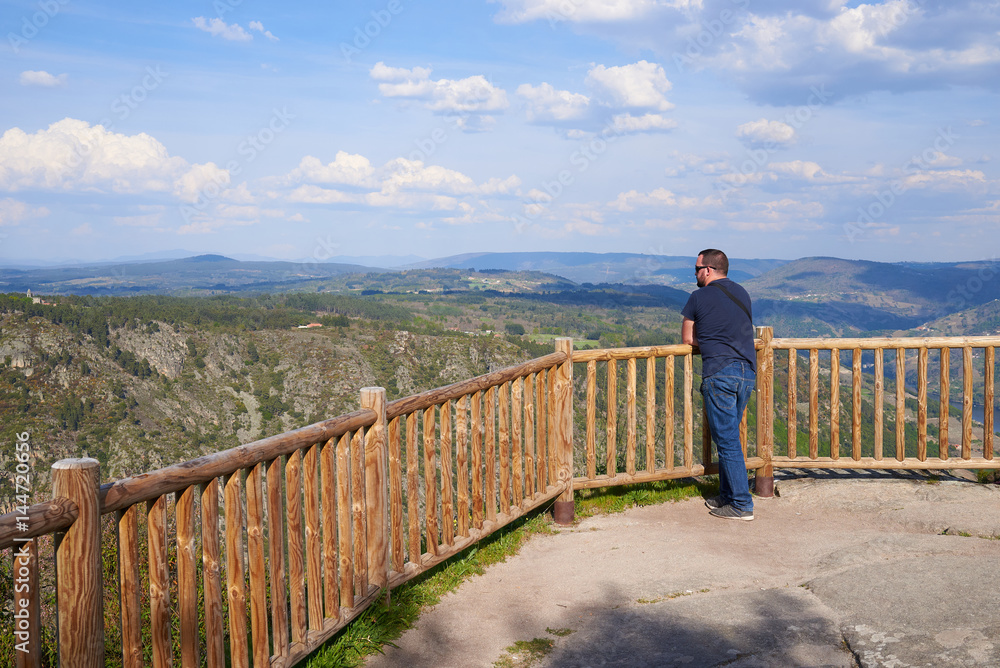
[3,332,998,666]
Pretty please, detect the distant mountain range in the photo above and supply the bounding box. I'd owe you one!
[0,254,380,296]
[0,251,784,295]
[3,251,999,337]
[402,251,788,285]
[745,256,1000,336]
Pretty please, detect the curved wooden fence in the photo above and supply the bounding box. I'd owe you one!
[2,331,998,666]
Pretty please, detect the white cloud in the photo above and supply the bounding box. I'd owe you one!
[365,191,459,210]
[478,175,521,194]
[451,115,497,132]
[499,3,1000,103]
[750,198,824,221]
[491,0,685,24]
[610,187,678,211]
[516,60,676,133]
[71,223,93,236]
[736,119,796,148]
[192,17,252,41]
[173,163,231,203]
[767,161,840,183]
[216,204,262,219]
[286,153,376,187]
[288,185,361,205]
[705,2,1000,101]
[610,112,676,133]
[222,182,256,204]
[900,168,987,191]
[585,61,674,111]
[279,152,519,211]
[248,21,279,41]
[664,152,730,177]
[370,63,432,81]
[0,119,230,203]
[517,83,590,122]
[0,198,49,226]
[917,152,962,168]
[378,158,477,194]
[561,219,610,236]
[19,71,67,87]
[371,62,509,115]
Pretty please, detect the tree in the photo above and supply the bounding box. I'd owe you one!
[504,323,525,336]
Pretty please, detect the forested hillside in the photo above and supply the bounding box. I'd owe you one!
[0,287,682,497]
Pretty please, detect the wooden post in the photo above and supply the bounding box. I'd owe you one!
[553,338,575,525]
[361,387,389,591]
[985,346,995,460]
[940,347,950,459]
[117,506,141,668]
[200,479,225,668]
[787,349,797,459]
[874,349,884,460]
[223,472,248,668]
[176,485,199,667]
[754,327,774,497]
[52,458,104,668]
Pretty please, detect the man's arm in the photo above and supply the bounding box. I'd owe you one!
[682,317,697,346]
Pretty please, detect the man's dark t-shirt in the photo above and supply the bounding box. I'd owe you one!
[681,277,756,379]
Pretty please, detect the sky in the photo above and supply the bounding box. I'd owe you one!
[0,0,998,266]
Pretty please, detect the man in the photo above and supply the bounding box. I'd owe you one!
[681,249,757,520]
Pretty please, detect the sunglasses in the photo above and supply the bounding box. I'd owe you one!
[694,265,714,274]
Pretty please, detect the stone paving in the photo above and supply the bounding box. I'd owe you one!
[365,470,1000,668]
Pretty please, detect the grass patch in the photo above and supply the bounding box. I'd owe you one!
[304,512,555,667]
[975,469,1000,484]
[574,477,712,519]
[493,638,556,667]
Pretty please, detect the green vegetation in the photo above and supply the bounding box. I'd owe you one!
[575,479,709,519]
[493,638,556,668]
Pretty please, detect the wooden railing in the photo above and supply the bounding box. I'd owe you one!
[2,331,998,666]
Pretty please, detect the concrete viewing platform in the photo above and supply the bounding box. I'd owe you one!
[365,470,1000,667]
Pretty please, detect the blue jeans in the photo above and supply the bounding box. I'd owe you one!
[702,360,756,512]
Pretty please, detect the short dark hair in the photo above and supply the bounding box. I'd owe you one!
[698,249,728,275]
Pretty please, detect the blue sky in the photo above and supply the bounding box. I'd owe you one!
[1,0,998,265]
